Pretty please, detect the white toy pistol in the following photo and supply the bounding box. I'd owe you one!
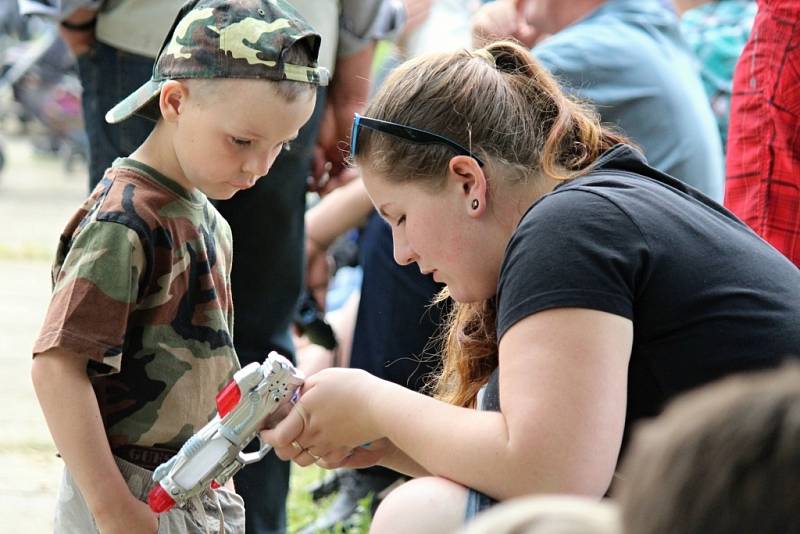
[147,351,304,513]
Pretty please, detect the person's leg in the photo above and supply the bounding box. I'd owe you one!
[370,477,469,534]
[75,41,154,191]
[215,86,326,534]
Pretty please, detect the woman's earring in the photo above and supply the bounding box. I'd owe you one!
[471,198,479,210]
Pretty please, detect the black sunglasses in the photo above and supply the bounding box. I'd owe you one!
[350,113,485,167]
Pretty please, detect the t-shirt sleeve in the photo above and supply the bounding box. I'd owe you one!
[496,188,648,341]
[33,220,146,376]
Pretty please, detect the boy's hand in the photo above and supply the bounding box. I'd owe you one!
[95,494,158,534]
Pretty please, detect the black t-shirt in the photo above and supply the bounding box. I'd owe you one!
[483,145,800,445]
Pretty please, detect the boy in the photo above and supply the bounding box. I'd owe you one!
[31,0,326,532]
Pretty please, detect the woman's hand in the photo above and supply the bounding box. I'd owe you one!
[338,438,397,469]
[260,368,387,462]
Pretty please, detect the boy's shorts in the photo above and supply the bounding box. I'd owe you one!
[53,455,245,533]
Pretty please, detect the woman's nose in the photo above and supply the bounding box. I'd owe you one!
[392,233,416,266]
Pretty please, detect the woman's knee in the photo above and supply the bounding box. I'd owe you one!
[370,476,469,534]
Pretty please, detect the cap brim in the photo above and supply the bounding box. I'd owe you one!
[105,79,164,124]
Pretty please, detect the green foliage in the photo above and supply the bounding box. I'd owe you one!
[288,465,372,533]
[371,40,396,77]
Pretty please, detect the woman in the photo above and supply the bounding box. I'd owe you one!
[262,41,800,532]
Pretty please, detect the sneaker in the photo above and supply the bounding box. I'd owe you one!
[306,470,341,502]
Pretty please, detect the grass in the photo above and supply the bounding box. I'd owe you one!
[0,243,53,262]
[288,465,372,533]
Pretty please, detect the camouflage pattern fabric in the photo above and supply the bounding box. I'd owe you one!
[105,0,329,124]
[54,456,245,533]
[34,159,240,452]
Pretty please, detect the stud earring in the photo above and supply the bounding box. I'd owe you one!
[471,198,479,210]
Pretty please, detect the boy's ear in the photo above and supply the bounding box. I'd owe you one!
[159,80,188,123]
[447,155,487,218]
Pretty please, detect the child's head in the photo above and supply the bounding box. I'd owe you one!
[106,0,327,199]
[617,363,800,534]
[461,495,621,534]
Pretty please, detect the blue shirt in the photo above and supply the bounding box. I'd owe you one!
[534,0,725,201]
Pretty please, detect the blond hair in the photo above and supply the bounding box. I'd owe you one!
[460,495,621,534]
[355,40,628,406]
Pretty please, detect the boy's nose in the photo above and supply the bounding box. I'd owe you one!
[243,151,276,178]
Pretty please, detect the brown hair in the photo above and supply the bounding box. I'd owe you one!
[616,363,800,534]
[354,40,628,407]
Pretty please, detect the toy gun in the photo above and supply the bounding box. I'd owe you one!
[147,351,304,513]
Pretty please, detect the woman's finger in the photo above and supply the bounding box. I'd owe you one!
[259,406,307,459]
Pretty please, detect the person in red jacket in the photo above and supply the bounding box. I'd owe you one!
[725,0,800,266]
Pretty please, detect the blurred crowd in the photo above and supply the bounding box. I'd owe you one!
[0,1,87,174]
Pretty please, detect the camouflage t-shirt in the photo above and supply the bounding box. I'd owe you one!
[33,158,240,451]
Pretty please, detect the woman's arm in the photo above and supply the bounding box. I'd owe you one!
[379,446,430,478]
[32,349,158,533]
[333,438,431,478]
[278,307,631,500]
[376,308,630,498]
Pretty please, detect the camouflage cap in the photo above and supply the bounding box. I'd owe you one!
[106,0,329,124]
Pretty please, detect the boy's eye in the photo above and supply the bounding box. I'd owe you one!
[231,137,251,147]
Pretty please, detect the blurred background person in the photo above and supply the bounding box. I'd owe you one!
[2,1,87,170]
[460,495,620,534]
[472,0,725,200]
[725,0,800,267]
[617,363,800,534]
[674,0,757,152]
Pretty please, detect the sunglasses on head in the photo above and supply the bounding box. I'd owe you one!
[350,113,485,167]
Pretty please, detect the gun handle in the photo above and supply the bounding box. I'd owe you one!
[237,434,273,465]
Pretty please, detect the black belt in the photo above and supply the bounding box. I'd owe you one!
[113,445,177,471]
